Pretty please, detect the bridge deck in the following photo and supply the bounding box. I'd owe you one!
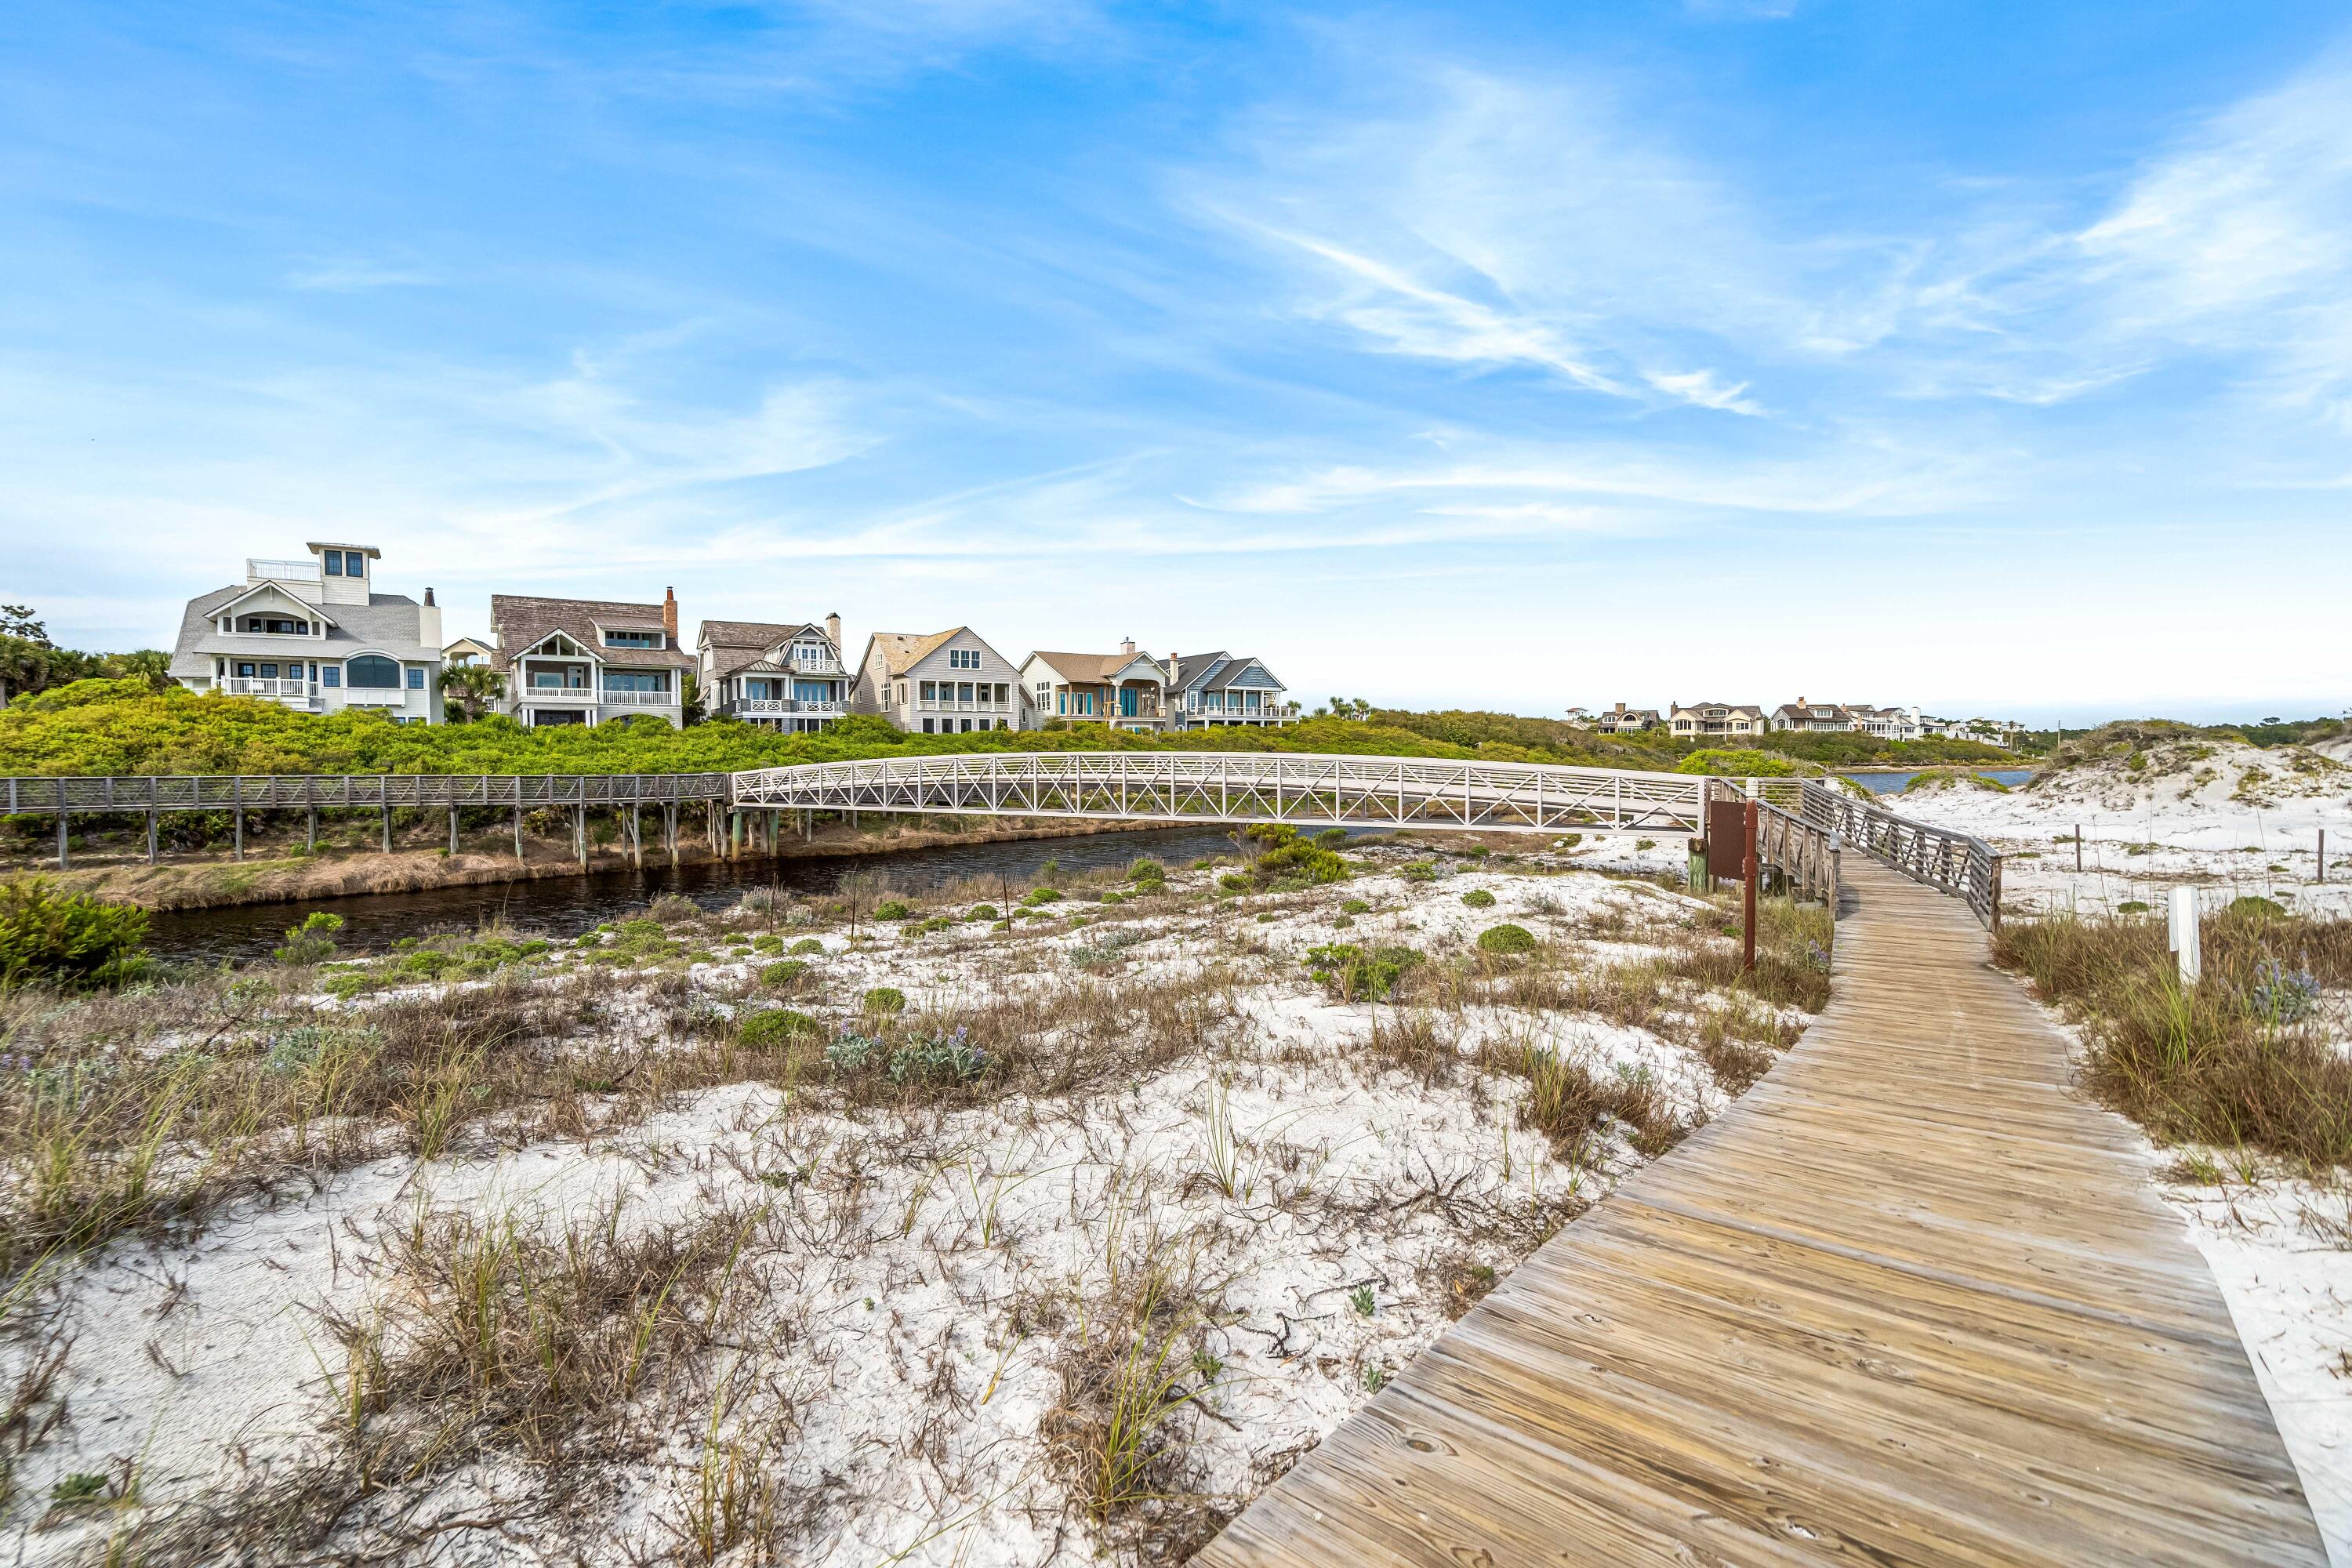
[1198,856,2325,1567]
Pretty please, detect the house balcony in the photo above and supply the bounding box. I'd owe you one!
[724,698,844,718]
[781,656,848,678]
[917,698,1013,714]
[516,685,599,706]
[597,688,681,708]
[245,557,322,585]
[1182,701,1299,724]
[343,688,415,707]
[223,677,322,709]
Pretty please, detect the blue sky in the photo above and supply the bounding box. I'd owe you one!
[5,1,2348,725]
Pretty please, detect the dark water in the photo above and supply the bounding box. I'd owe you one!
[144,826,1264,964]
[1844,768,2035,794]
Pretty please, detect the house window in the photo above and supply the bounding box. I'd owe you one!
[960,718,972,732]
[322,667,339,688]
[603,631,659,648]
[603,672,668,692]
[920,680,936,702]
[407,667,425,689]
[948,648,980,670]
[234,662,256,678]
[922,718,935,734]
[346,655,401,688]
[259,662,278,678]
[323,551,343,576]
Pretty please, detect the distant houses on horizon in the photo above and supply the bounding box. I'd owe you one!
[1568,699,2027,749]
[169,543,1301,735]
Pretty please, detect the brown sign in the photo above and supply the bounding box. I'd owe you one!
[1707,800,1750,880]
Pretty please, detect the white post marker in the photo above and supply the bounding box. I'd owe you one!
[2167,886,2201,986]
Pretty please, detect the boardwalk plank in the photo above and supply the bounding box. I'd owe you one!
[1197,857,2325,1568]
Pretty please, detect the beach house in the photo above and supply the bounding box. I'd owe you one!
[488,590,692,728]
[1668,701,1767,739]
[167,543,444,723]
[1163,652,1297,729]
[699,615,850,731]
[851,628,1020,733]
[1018,641,1169,731]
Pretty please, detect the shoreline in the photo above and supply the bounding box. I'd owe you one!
[5,815,1176,913]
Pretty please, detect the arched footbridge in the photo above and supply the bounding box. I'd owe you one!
[2,753,2325,1559]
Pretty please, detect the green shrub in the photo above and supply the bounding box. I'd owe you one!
[2116,901,2151,915]
[739,1009,821,1048]
[1476,924,1538,955]
[1126,857,1166,884]
[1253,842,1348,886]
[1301,942,1422,1000]
[1023,887,1063,906]
[1217,873,1253,894]
[1554,833,1582,848]
[887,1027,989,1085]
[752,934,784,954]
[1675,749,1794,778]
[874,900,913,921]
[1332,915,1355,929]
[1461,889,1496,909]
[2228,895,2287,919]
[1400,861,1439,883]
[1312,828,1348,848]
[273,909,345,966]
[1341,898,1370,915]
[967,903,1000,921]
[760,960,811,988]
[909,915,953,935]
[0,878,150,990]
[789,937,825,955]
[862,986,906,1015]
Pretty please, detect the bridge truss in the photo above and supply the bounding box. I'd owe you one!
[729,752,1710,837]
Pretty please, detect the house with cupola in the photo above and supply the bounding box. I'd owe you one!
[168,543,444,723]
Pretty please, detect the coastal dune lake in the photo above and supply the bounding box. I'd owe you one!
[144,824,1292,964]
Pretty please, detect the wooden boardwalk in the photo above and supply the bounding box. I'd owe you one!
[1200,857,2326,1567]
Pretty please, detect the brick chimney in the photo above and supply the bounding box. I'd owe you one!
[826,612,841,651]
[1120,636,1135,656]
[662,587,678,645]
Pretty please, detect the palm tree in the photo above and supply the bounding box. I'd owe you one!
[441,662,505,723]
[102,649,171,690]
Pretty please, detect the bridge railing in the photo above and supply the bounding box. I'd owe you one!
[730,751,1712,835]
[1,773,731,812]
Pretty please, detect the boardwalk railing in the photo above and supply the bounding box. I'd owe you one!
[730,752,1711,836]
[1790,779,2002,930]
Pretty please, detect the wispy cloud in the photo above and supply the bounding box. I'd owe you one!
[1194,69,1796,416]
[286,256,438,291]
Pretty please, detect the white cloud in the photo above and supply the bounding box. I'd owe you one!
[1197,70,1801,415]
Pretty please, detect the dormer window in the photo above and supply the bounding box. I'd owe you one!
[244,615,307,635]
[323,552,343,577]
